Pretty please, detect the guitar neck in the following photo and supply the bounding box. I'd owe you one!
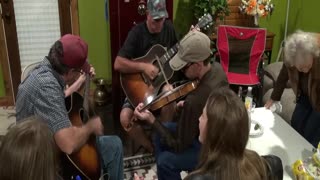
[156,13,212,65]
[158,21,203,65]
[83,74,90,113]
[159,43,179,64]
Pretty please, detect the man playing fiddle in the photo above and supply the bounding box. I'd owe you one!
[134,30,229,179]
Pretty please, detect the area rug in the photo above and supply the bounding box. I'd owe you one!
[123,153,157,180]
[123,153,188,180]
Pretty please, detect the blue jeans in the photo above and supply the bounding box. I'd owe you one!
[292,95,320,147]
[96,135,123,180]
[153,122,201,180]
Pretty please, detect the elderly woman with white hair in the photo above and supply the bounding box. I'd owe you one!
[265,30,320,147]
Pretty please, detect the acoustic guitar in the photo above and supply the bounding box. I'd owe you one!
[120,14,213,108]
[62,74,107,180]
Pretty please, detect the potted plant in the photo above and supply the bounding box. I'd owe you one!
[193,0,230,28]
[193,0,231,60]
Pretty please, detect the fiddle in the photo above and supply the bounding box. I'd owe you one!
[142,80,199,111]
[125,80,199,130]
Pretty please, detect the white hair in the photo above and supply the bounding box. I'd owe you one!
[284,30,320,66]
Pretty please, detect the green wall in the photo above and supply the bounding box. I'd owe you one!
[1,0,319,96]
[173,0,194,39]
[259,0,320,62]
[78,0,112,84]
[286,0,320,34]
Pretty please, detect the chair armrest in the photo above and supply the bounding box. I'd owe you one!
[264,70,276,87]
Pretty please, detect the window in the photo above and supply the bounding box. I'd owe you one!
[14,0,61,70]
[0,0,76,106]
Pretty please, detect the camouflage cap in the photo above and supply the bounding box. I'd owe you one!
[147,0,168,19]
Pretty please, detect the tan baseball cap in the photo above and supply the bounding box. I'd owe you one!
[169,31,211,71]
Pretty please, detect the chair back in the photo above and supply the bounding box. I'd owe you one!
[21,61,41,81]
[217,25,266,85]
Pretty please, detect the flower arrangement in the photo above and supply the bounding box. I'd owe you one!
[239,0,274,26]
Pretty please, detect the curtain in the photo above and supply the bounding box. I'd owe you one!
[13,0,60,70]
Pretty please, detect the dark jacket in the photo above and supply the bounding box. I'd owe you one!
[271,58,320,111]
[286,57,320,111]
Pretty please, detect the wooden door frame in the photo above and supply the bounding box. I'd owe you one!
[0,0,21,106]
[0,0,79,106]
[0,17,13,106]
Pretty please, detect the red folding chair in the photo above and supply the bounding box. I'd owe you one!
[217,25,266,106]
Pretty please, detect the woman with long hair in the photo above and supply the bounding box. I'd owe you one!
[0,117,59,180]
[186,88,283,180]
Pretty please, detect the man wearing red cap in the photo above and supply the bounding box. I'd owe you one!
[16,34,123,180]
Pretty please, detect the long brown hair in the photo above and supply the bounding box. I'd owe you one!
[0,117,58,180]
[187,88,268,180]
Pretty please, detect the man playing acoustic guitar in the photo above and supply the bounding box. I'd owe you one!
[114,0,184,153]
[16,34,123,180]
[134,30,229,179]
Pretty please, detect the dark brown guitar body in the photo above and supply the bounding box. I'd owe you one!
[120,44,176,107]
[62,92,101,180]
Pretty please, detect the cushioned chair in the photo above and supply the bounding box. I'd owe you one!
[21,61,41,81]
[217,25,266,106]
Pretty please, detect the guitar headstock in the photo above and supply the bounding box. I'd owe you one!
[195,14,213,30]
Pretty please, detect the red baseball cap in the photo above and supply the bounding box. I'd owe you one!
[59,34,90,73]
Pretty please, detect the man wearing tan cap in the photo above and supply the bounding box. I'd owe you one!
[114,0,184,153]
[134,30,229,179]
[16,34,123,180]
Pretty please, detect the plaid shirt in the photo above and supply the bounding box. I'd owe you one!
[16,57,71,133]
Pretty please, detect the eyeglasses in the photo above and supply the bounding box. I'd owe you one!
[182,63,194,71]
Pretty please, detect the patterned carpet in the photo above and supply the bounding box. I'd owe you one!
[123,153,188,180]
[123,153,157,180]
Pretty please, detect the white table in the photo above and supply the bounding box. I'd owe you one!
[248,107,314,180]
